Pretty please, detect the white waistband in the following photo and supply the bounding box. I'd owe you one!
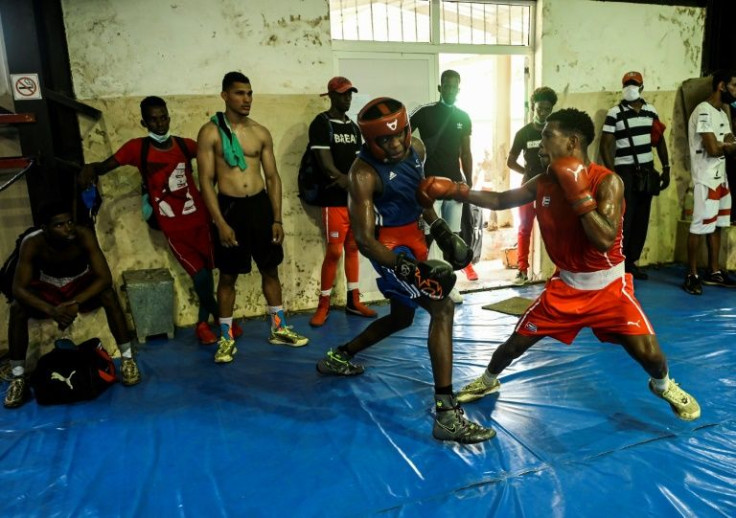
[558,262,625,290]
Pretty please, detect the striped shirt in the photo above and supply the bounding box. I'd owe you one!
[602,101,660,166]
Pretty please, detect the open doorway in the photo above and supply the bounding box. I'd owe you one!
[438,53,531,292]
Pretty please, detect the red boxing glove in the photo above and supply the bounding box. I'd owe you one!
[416,177,470,208]
[549,156,597,216]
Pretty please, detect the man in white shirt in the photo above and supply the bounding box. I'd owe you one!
[684,70,736,295]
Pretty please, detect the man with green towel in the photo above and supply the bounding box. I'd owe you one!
[197,72,308,363]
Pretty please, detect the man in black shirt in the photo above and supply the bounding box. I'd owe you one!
[410,70,474,301]
[307,77,376,326]
[507,87,558,284]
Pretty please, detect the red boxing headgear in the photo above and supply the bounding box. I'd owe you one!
[357,97,411,162]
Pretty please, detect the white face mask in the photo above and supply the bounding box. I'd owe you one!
[148,131,171,143]
[622,85,641,102]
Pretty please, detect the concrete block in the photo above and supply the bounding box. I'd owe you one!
[123,268,175,343]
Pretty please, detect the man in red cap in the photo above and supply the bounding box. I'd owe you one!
[306,77,376,326]
[600,71,671,281]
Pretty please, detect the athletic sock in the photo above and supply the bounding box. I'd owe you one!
[650,373,670,393]
[434,384,453,396]
[118,342,133,359]
[219,317,233,338]
[482,369,498,387]
[10,361,24,378]
[268,306,286,330]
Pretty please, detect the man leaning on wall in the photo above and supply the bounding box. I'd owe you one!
[600,71,670,280]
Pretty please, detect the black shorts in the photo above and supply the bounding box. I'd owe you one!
[215,191,284,275]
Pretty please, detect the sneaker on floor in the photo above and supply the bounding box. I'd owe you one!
[701,270,736,287]
[463,263,479,281]
[345,290,377,318]
[457,376,501,403]
[231,320,243,339]
[648,378,700,421]
[3,377,31,409]
[120,358,142,386]
[449,288,464,304]
[433,396,496,444]
[682,273,702,295]
[316,348,364,376]
[195,322,218,345]
[513,271,528,285]
[269,326,309,347]
[214,336,237,363]
[310,296,330,327]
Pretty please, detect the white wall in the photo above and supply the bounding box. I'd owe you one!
[538,0,704,92]
[61,0,332,98]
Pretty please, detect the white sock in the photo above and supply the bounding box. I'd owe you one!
[118,342,133,359]
[651,373,669,392]
[347,282,359,291]
[320,290,331,297]
[482,369,497,386]
[11,361,25,378]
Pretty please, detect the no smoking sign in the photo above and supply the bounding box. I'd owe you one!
[11,73,42,100]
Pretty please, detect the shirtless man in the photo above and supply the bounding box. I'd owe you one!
[197,72,308,363]
[4,200,141,408]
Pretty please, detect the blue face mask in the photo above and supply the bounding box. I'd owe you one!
[731,101,736,109]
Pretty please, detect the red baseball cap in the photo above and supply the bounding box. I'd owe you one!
[622,71,643,86]
[320,76,358,96]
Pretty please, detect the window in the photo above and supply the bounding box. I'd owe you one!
[440,2,531,46]
[329,0,533,47]
[329,0,431,43]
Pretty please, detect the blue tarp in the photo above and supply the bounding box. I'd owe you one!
[1,265,734,517]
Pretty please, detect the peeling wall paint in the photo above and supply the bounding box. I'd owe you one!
[539,0,704,93]
[61,0,331,98]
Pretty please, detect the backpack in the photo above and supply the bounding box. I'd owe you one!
[298,113,334,206]
[140,136,193,230]
[30,337,117,405]
[0,226,40,303]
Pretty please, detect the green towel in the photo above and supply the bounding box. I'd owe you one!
[210,112,247,171]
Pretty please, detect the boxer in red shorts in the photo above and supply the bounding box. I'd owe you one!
[417,108,700,421]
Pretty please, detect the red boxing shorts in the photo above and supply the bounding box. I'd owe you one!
[516,264,654,344]
[166,223,215,276]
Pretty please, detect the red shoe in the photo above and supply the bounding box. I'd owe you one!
[463,263,479,281]
[310,296,330,327]
[195,321,217,345]
[345,290,377,318]
[231,320,243,338]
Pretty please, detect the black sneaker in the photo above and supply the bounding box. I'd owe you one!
[701,270,736,287]
[682,274,702,295]
[432,395,496,444]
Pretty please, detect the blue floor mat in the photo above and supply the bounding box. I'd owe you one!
[1,265,734,517]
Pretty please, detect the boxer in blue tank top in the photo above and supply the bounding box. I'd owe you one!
[315,97,494,444]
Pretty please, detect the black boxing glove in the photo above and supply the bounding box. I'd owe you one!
[430,218,473,270]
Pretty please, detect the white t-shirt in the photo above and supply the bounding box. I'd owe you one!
[688,101,731,188]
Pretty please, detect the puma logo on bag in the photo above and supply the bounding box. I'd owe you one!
[51,370,76,390]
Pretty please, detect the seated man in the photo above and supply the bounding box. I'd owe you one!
[4,201,141,409]
[315,97,493,444]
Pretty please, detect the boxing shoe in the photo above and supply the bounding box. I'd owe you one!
[345,290,377,318]
[310,296,330,327]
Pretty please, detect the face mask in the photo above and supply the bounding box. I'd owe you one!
[148,131,170,143]
[622,85,641,102]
